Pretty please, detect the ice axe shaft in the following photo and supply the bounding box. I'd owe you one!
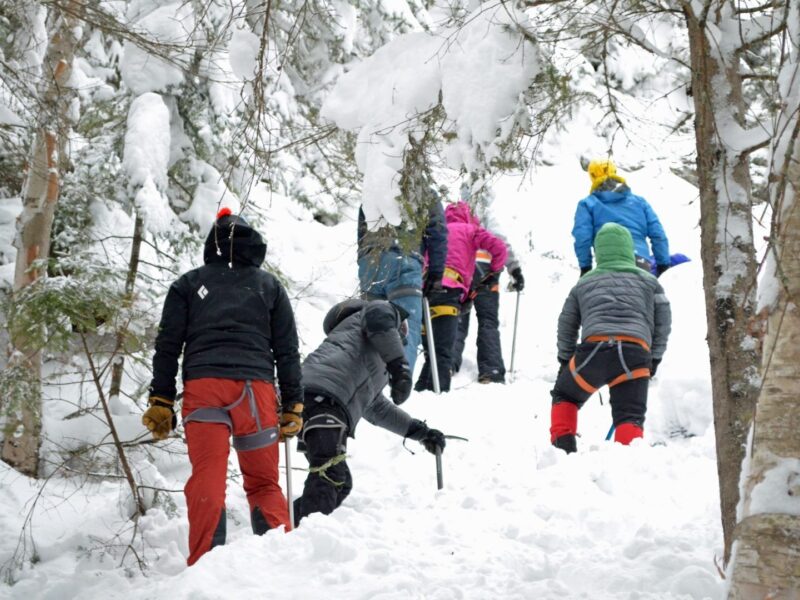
[423,297,441,394]
[509,290,521,381]
[284,439,294,531]
[435,447,443,490]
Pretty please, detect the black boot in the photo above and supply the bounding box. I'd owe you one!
[553,434,577,454]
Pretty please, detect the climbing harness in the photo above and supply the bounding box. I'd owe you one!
[182,380,279,451]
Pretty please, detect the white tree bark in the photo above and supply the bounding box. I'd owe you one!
[2,5,78,476]
[728,3,800,594]
[682,0,762,564]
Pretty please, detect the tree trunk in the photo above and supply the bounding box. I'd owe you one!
[107,215,144,409]
[2,6,78,476]
[683,2,760,565]
[728,21,800,597]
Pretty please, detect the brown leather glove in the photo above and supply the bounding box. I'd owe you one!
[142,396,176,441]
[280,402,304,441]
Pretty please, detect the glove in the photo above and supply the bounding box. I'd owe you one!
[387,357,412,405]
[142,396,176,441]
[580,266,592,277]
[423,271,443,297]
[509,267,525,292]
[655,264,670,278]
[650,358,662,377]
[280,402,304,440]
[405,419,446,454]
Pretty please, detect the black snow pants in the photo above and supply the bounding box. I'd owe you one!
[415,287,462,393]
[452,275,505,382]
[293,397,352,526]
[551,337,652,426]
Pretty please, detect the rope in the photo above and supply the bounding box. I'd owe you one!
[307,453,348,487]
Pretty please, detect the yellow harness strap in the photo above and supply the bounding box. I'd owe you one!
[443,267,463,283]
[430,305,459,318]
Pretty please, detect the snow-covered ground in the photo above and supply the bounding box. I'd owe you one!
[0,160,724,599]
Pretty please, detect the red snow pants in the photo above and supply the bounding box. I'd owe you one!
[182,378,290,566]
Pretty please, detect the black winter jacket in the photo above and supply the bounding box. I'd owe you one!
[302,299,414,437]
[149,215,303,405]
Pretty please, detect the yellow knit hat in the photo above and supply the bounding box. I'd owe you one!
[588,159,626,192]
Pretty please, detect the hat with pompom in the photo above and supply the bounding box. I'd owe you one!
[204,207,263,267]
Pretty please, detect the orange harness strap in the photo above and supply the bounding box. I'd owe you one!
[585,335,650,352]
[569,356,598,394]
[608,368,651,388]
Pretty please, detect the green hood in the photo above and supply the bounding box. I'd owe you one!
[588,223,650,277]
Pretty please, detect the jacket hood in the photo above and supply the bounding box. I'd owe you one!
[323,299,367,335]
[594,223,634,267]
[445,201,478,225]
[203,214,266,267]
[592,179,631,203]
[589,223,652,278]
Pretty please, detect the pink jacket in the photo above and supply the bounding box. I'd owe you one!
[440,202,508,295]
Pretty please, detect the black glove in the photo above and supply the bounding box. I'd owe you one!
[580,266,592,277]
[405,419,446,454]
[509,267,525,292]
[650,358,662,377]
[423,271,443,297]
[655,264,670,278]
[387,357,412,405]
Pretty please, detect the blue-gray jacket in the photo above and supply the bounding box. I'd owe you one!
[558,223,672,361]
[302,299,413,437]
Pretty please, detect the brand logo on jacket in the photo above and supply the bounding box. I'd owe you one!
[198,285,208,299]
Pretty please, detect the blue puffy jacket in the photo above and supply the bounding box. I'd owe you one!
[357,200,448,276]
[572,188,670,269]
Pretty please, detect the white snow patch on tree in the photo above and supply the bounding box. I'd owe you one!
[123,93,171,189]
[123,92,180,234]
[321,5,538,227]
[182,160,241,232]
[120,3,194,95]
[748,456,800,516]
[228,27,260,81]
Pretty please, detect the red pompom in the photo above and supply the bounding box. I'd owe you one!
[216,207,232,220]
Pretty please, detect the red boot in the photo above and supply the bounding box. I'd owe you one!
[614,422,643,445]
[550,402,578,453]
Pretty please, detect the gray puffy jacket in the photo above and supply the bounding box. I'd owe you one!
[302,299,413,437]
[556,223,672,361]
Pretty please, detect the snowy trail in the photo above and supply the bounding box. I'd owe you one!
[0,164,725,599]
[2,379,723,600]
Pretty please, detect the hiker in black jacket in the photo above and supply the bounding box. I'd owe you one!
[294,299,446,525]
[143,208,303,565]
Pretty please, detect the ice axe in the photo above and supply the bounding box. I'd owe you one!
[435,447,444,490]
[508,290,521,382]
[284,438,295,531]
[422,297,441,394]
[433,435,468,491]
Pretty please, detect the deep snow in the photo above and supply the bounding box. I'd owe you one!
[0,158,725,600]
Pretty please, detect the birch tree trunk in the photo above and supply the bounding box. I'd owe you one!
[728,134,800,600]
[2,5,78,476]
[728,4,800,593]
[682,1,761,564]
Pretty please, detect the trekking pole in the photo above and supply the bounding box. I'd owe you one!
[508,291,521,382]
[422,297,441,394]
[284,438,294,531]
[605,423,615,441]
[435,447,444,490]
